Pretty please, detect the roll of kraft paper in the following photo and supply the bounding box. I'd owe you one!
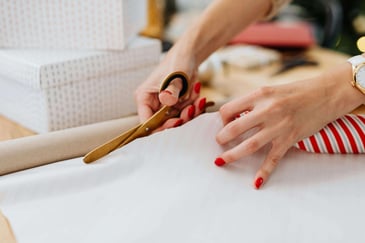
[0,116,139,175]
[0,210,16,243]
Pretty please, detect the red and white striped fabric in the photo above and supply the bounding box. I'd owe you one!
[295,114,365,153]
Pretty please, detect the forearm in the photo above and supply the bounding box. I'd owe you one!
[169,0,272,66]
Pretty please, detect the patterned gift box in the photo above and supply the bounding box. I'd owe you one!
[0,37,161,133]
[0,0,146,50]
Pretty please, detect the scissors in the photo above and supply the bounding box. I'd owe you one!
[83,71,190,163]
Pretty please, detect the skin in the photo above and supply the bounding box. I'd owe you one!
[135,0,271,122]
[217,63,365,187]
[134,0,365,189]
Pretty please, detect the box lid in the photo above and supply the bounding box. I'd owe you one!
[0,37,160,89]
[0,0,146,50]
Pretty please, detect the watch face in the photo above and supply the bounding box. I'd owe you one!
[355,64,365,89]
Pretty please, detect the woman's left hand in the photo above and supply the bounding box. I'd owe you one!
[214,63,365,189]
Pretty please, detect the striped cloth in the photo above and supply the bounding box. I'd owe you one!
[295,114,365,153]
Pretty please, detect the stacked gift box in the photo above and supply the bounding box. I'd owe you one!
[0,0,161,133]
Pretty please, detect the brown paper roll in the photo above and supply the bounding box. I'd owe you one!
[0,210,16,243]
[0,116,139,175]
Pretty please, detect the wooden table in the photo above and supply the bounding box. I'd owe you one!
[1,46,364,142]
[0,115,35,141]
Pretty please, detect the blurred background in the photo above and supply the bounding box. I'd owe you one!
[142,0,365,55]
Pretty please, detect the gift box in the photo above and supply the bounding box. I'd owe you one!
[0,0,146,50]
[0,37,161,133]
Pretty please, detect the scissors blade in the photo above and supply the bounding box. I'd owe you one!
[121,105,181,145]
[83,124,141,163]
[83,105,180,163]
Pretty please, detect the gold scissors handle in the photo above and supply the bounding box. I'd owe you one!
[83,71,190,163]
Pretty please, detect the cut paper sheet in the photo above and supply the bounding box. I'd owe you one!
[1,112,365,243]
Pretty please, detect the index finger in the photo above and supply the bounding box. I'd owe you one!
[219,95,254,125]
[137,103,155,123]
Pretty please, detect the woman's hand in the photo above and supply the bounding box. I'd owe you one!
[135,0,275,128]
[135,0,276,132]
[214,63,365,189]
[134,47,207,131]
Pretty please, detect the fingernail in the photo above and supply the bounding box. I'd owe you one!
[173,119,183,127]
[255,177,264,189]
[198,97,206,110]
[161,90,172,95]
[188,105,195,119]
[194,82,201,94]
[235,111,249,119]
[214,157,226,167]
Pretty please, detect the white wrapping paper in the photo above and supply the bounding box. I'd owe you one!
[1,112,365,243]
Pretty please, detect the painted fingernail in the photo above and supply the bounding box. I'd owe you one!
[173,119,183,127]
[214,157,226,167]
[188,105,195,119]
[194,82,201,94]
[198,97,206,110]
[235,111,249,119]
[161,90,172,95]
[255,177,264,189]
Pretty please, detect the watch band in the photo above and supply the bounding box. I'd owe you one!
[295,114,365,154]
[348,54,365,97]
[348,55,365,67]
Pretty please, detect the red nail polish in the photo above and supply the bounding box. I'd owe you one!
[255,177,264,189]
[194,82,201,94]
[188,105,195,119]
[173,119,183,127]
[162,90,172,95]
[198,97,206,110]
[214,157,226,167]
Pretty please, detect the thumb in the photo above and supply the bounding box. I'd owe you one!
[158,78,183,106]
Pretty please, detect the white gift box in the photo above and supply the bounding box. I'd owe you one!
[0,0,146,50]
[0,37,161,133]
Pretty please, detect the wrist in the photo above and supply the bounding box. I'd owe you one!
[324,62,365,116]
[160,41,198,80]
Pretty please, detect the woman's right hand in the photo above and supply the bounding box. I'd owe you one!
[134,0,274,129]
[134,46,208,129]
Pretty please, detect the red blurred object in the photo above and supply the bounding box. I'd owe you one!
[229,21,316,48]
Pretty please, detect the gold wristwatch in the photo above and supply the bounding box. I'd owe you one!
[348,54,365,95]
